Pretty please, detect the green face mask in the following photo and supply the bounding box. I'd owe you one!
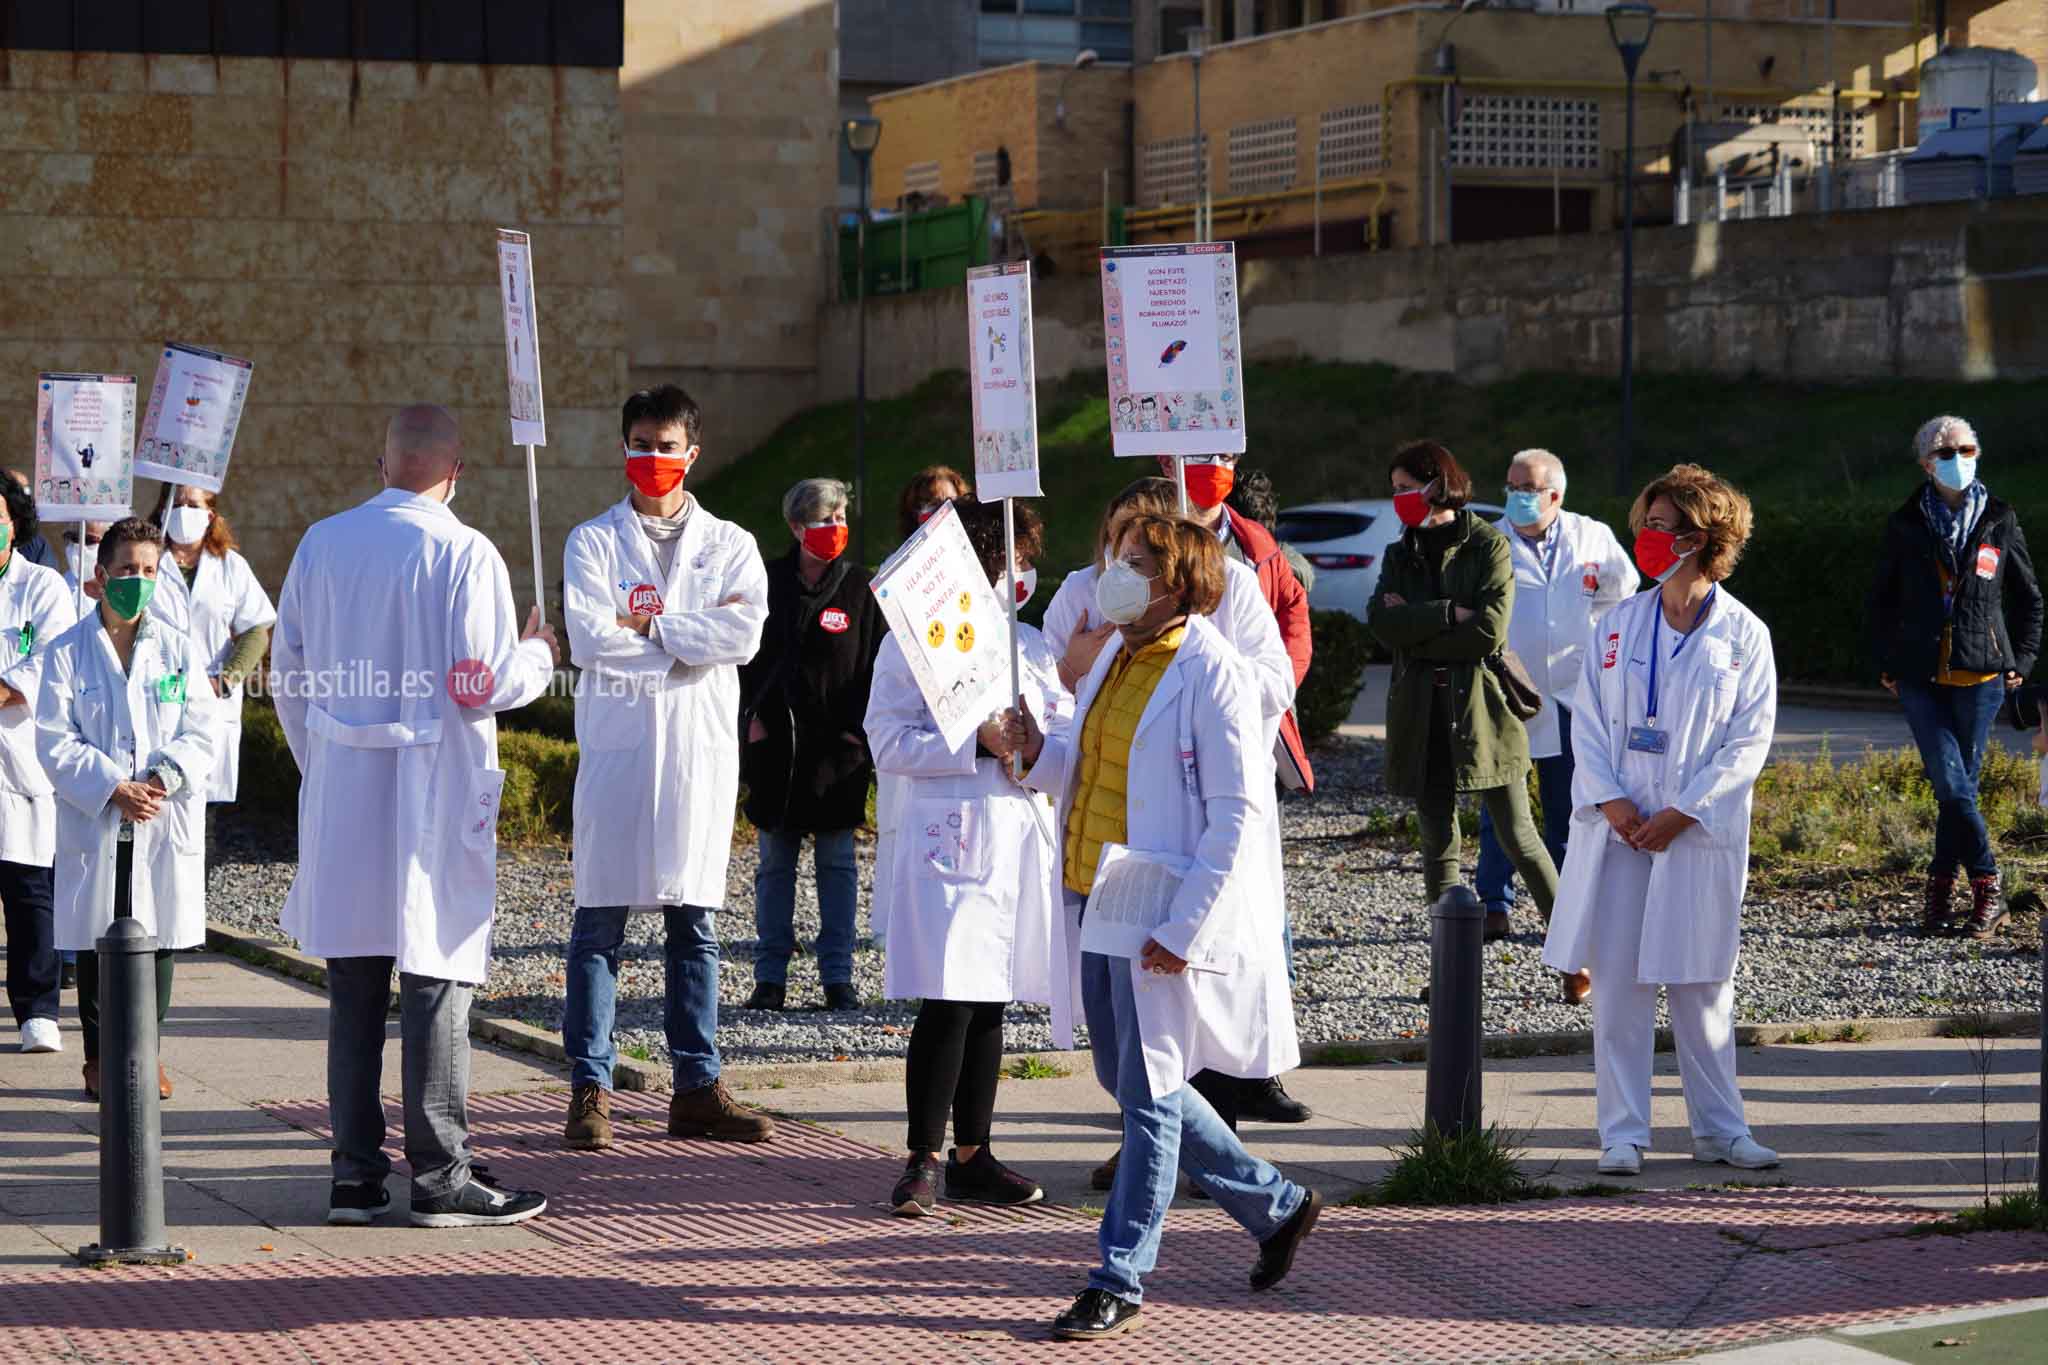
[102,574,156,622]
[0,524,12,557]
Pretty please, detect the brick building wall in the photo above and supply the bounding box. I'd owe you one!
[0,48,624,597]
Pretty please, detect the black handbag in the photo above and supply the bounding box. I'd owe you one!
[1486,649,1545,722]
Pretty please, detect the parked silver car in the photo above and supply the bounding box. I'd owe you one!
[1275,498,1506,624]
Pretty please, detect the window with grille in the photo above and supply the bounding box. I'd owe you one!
[1317,104,1384,177]
[1227,117,1298,194]
[1140,134,1208,207]
[1720,104,1871,158]
[905,160,942,196]
[1448,96,1600,170]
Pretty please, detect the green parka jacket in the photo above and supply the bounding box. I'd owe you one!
[1366,510,1531,797]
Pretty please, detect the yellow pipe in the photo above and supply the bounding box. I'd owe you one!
[1124,175,1391,228]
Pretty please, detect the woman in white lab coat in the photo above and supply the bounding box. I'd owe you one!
[1541,464,1778,1179]
[36,519,216,1101]
[152,485,276,803]
[865,499,1062,1218]
[1010,513,1316,1343]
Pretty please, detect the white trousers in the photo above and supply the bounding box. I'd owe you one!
[1587,843,1749,1150]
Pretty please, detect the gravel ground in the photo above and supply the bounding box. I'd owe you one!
[205,738,2045,1070]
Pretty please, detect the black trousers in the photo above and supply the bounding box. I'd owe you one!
[75,841,173,1062]
[904,998,1007,1155]
[1,858,57,1027]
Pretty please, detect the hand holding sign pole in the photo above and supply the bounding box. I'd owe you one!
[497,229,549,626]
[965,262,1043,781]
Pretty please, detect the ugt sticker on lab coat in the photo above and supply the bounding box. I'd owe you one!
[137,343,254,493]
[34,372,136,522]
[1099,242,1244,458]
[868,501,1012,752]
[965,262,1042,500]
[496,228,547,447]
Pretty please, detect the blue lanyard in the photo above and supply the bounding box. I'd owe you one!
[1645,587,1716,725]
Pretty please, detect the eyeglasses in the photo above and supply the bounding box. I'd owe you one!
[1930,444,1979,459]
[1505,483,1551,496]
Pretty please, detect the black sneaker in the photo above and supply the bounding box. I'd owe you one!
[892,1152,941,1217]
[1050,1288,1141,1341]
[945,1146,1043,1207]
[1238,1076,1313,1124]
[409,1173,547,1228]
[325,1180,392,1226]
[742,981,785,1011]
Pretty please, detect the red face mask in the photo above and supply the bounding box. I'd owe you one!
[1632,527,1691,580]
[1183,462,1236,510]
[1393,485,1433,528]
[625,448,689,499]
[802,523,849,562]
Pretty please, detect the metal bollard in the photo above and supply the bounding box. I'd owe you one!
[1425,885,1485,1140]
[77,917,184,1267]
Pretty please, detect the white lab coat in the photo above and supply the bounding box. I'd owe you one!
[164,548,276,802]
[36,610,217,951]
[866,624,1065,1004]
[272,489,553,984]
[0,558,80,866]
[1493,509,1639,758]
[1026,614,1300,1100]
[564,497,768,912]
[1542,587,1777,985]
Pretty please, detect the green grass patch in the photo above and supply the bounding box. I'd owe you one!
[1913,1190,2048,1236]
[1349,1121,1558,1208]
[1002,1056,1071,1081]
[621,1042,655,1062]
[1781,1024,1874,1045]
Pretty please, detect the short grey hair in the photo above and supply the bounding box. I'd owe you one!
[1509,448,1566,498]
[1914,415,1978,462]
[782,477,849,527]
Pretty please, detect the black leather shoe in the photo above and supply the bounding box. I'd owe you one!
[742,981,785,1011]
[821,982,861,1012]
[1483,909,1513,943]
[1250,1189,1322,1291]
[1238,1076,1312,1124]
[1050,1288,1141,1341]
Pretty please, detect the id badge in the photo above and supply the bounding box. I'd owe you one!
[16,622,32,658]
[1626,725,1668,755]
[155,673,186,705]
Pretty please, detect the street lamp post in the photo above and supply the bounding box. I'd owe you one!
[1187,26,1208,241]
[1605,3,1657,497]
[844,116,882,566]
[1055,47,1099,128]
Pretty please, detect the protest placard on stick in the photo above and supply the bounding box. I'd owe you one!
[35,373,135,523]
[869,501,1012,753]
[497,227,549,623]
[136,344,254,494]
[1099,242,1244,458]
[966,263,1042,501]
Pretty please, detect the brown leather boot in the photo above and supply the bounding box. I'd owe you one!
[1922,873,1958,936]
[1560,970,1593,1005]
[158,1063,172,1101]
[1966,874,2008,940]
[668,1080,774,1143]
[563,1083,614,1151]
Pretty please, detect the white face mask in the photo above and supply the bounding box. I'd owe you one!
[166,506,211,546]
[1094,560,1156,626]
[1012,566,1038,607]
[67,545,89,579]
[443,480,458,509]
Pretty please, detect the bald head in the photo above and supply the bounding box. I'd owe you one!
[382,405,463,494]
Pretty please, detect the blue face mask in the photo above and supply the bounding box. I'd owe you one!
[1933,455,1978,492]
[1505,490,1547,528]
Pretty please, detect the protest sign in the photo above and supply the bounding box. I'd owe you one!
[496,228,547,448]
[966,263,1042,500]
[136,343,254,493]
[1099,242,1244,457]
[34,373,136,522]
[869,501,1012,752]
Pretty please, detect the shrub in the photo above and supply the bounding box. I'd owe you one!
[499,690,578,743]
[1297,609,1374,745]
[1365,1120,1556,1207]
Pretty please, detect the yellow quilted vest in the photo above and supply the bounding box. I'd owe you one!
[1062,626,1186,897]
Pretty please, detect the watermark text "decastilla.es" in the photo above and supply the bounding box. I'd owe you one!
[248,663,662,709]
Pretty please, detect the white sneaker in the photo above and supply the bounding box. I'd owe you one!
[1596,1144,1643,1176]
[18,1017,61,1053]
[1693,1134,1779,1170]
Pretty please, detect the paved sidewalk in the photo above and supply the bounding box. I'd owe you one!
[1,949,2043,1363]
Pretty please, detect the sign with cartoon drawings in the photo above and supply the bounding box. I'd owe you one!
[868,500,1013,752]
[136,343,254,493]
[1099,242,1245,457]
[496,228,547,447]
[34,372,136,522]
[965,262,1042,500]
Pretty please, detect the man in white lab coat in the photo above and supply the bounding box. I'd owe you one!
[558,385,776,1152]
[272,405,559,1229]
[1478,450,1637,944]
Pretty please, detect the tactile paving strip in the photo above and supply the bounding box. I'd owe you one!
[0,1092,2036,1364]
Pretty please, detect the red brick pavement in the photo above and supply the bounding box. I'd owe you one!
[0,1091,2042,1363]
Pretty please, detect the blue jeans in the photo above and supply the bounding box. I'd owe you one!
[1896,677,2006,880]
[563,905,721,1093]
[752,827,859,986]
[1477,704,1575,913]
[1080,945,1303,1304]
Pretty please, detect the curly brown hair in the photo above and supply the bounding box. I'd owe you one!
[1627,463,1754,583]
[896,465,973,541]
[1106,511,1225,618]
[951,499,1044,583]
